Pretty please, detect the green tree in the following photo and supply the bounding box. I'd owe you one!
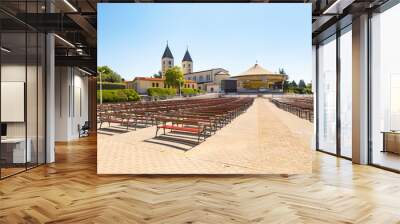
[153,71,163,78]
[283,80,290,92]
[97,66,123,83]
[305,83,313,94]
[283,79,313,94]
[290,80,298,88]
[298,79,306,89]
[165,66,184,91]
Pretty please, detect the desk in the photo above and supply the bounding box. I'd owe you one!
[1,138,31,163]
[382,131,400,154]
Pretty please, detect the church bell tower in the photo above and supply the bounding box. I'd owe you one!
[161,42,174,76]
[182,48,193,74]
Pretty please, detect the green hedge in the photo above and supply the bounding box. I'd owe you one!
[97,89,140,103]
[97,82,126,90]
[181,88,197,96]
[284,87,312,94]
[197,89,206,94]
[180,88,206,96]
[147,88,177,97]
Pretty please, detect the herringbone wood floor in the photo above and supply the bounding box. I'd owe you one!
[1,135,400,223]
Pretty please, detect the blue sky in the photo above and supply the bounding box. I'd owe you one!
[98,3,312,82]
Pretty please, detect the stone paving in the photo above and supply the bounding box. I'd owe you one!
[97,97,313,174]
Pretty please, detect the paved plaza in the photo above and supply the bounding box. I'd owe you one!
[97,97,313,174]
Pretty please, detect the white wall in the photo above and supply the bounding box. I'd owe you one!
[1,64,28,138]
[72,72,89,138]
[54,67,89,141]
[1,62,46,164]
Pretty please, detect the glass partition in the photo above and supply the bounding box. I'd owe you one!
[0,2,46,179]
[339,27,352,158]
[317,35,337,154]
[370,3,400,171]
[1,31,28,177]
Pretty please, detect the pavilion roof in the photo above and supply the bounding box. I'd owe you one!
[233,63,281,77]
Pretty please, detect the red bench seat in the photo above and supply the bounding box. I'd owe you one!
[158,125,201,133]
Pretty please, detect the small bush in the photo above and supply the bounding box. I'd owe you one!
[147,88,177,97]
[193,89,206,94]
[97,89,140,103]
[181,88,197,96]
[97,82,126,90]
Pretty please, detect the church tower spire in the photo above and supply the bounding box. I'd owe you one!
[161,42,174,76]
[182,47,193,74]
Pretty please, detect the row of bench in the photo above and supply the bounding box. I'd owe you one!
[97,97,254,143]
[270,96,313,122]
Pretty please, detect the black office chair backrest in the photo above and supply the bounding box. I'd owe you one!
[82,121,90,130]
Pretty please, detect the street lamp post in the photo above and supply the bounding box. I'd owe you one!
[99,71,103,104]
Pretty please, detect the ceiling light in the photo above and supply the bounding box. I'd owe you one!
[323,0,341,14]
[78,67,92,76]
[323,0,355,15]
[1,47,11,53]
[54,34,75,48]
[76,48,85,55]
[63,0,78,12]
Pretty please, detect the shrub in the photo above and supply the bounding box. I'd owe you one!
[195,89,206,94]
[97,89,140,103]
[181,88,197,96]
[97,82,126,90]
[147,88,177,97]
[124,89,140,101]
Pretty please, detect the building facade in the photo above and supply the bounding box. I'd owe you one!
[131,77,197,95]
[185,68,230,93]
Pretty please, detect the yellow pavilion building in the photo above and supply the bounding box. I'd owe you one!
[232,63,288,92]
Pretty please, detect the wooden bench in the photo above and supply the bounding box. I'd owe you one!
[155,117,206,143]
